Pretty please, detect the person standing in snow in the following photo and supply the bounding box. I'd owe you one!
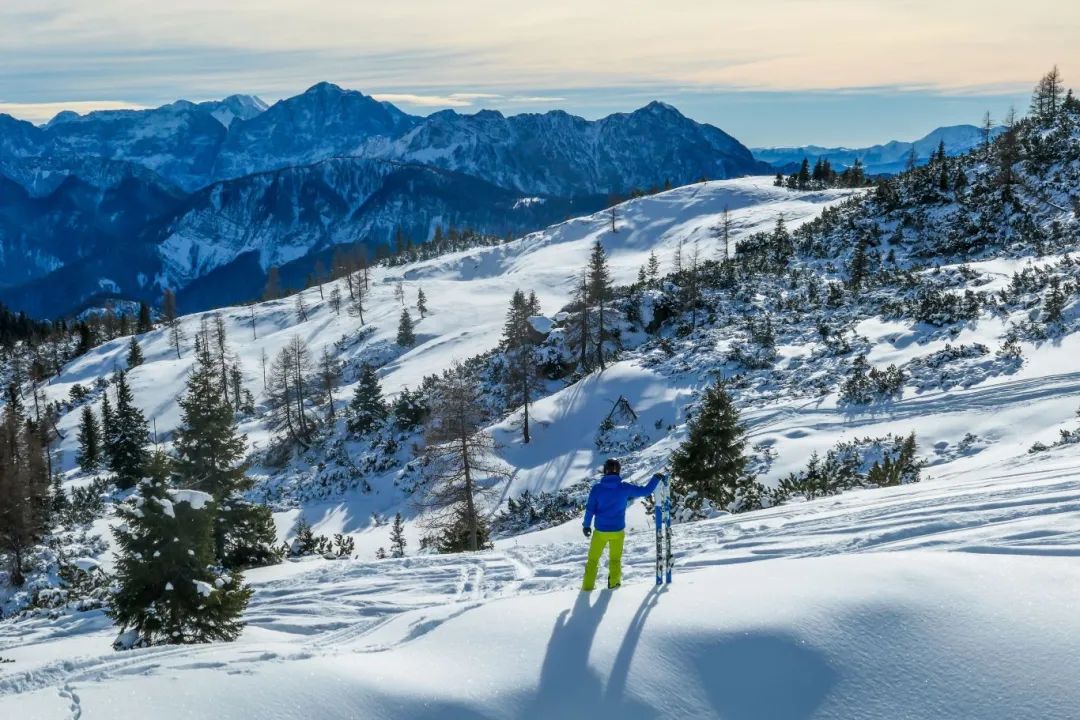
[581,459,664,591]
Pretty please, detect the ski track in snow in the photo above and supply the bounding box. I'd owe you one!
[4,452,1080,705]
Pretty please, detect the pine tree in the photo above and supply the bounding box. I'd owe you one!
[670,380,750,514]
[171,338,275,567]
[501,290,539,443]
[587,240,612,371]
[646,251,661,286]
[100,392,115,464]
[1044,278,1067,325]
[75,405,101,473]
[347,364,386,436]
[136,302,153,334]
[389,512,407,558]
[797,158,811,190]
[397,309,416,347]
[417,288,428,319]
[109,451,251,647]
[126,336,144,368]
[108,371,149,490]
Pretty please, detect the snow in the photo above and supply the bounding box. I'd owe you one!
[10,172,1080,716]
[5,450,1080,717]
[168,489,212,511]
[193,581,214,598]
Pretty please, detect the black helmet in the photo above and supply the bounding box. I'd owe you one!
[603,458,621,475]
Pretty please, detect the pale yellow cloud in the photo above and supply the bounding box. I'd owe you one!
[372,92,501,107]
[1,0,1076,96]
[0,100,149,125]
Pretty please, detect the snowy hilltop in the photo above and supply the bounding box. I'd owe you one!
[3,69,1080,718]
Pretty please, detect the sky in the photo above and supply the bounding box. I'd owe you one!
[0,0,1075,147]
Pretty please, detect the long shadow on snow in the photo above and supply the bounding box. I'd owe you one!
[522,587,661,719]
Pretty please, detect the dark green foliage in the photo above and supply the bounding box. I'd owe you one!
[126,336,144,368]
[771,433,921,504]
[75,405,101,473]
[347,364,387,436]
[106,371,149,490]
[392,386,429,431]
[490,483,588,536]
[397,309,416,346]
[389,512,407,558]
[670,380,752,515]
[839,356,905,405]
[171,336,275,568]
[109,452,251,648]
[137,303,153,334]
[501,289,542,443]
[428,505,493,554]
[286,518,354,558]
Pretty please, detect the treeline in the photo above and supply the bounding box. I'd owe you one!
[774,156,871,191]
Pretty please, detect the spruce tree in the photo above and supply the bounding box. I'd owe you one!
[347,364,386,436]
[109,371,149,490]
[126,336,144,368]
[109,451,251,647]
[136,303,153,334]
[75,405,101,473]
[389,512,407,558]
[502,290,540,443]
[587,240,612,371]
[100,393,115,465]
[397,309,416,347]
[670,380,750,514]
[417,288,428,319]
[171,338,275,567]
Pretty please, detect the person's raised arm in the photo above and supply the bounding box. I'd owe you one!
[625,473,664,498]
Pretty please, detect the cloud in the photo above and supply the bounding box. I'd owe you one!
[372,92,501,107]
[506,96,566,103]
[0,100,149,124]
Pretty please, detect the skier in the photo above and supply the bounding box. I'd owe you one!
[581,459,664,591]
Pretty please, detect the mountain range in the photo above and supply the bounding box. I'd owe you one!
[752,124,1006,175]
[0,84,770,317]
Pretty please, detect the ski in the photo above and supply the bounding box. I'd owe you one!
[663,475,673,584]
[654,482,663,585]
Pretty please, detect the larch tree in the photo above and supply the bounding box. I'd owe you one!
[418,364,507,552]
[317,347,341,421]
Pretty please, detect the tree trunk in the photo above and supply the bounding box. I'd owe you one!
[461,435,478,552]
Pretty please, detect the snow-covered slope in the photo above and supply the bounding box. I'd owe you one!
[5,450,1080,719]
[7,115,1080,717]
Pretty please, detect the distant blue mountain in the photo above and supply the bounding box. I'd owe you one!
[0,83,769,317]
[753,124,1007,176]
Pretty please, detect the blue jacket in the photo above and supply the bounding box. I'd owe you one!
[583,473,663,532]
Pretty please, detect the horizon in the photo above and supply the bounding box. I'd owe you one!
[0,1,1072,147]
[0,80,1033,150]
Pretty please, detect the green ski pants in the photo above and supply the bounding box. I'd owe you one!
[582,530,625,591]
